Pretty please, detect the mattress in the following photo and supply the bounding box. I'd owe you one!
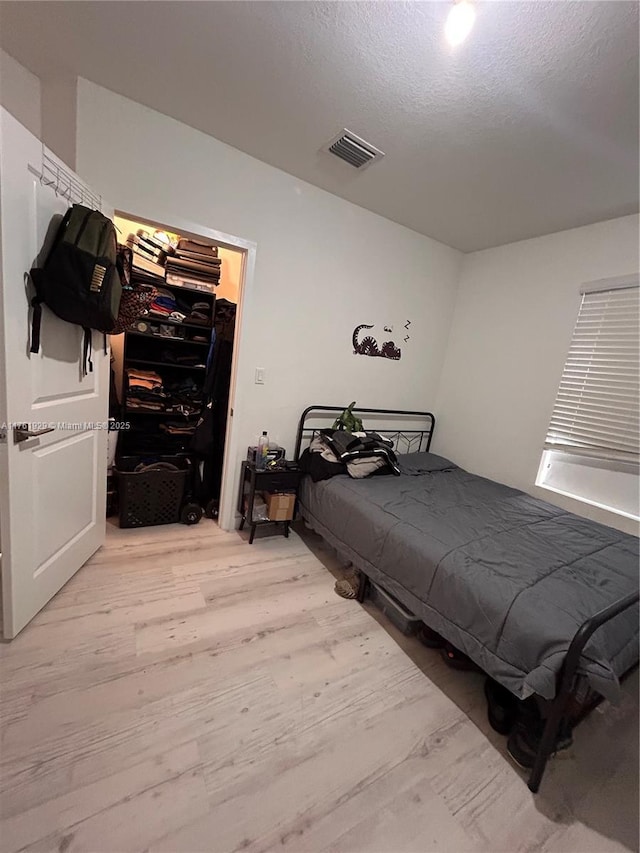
[299,455,639,701]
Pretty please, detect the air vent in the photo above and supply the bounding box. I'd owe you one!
[323,129,385,169]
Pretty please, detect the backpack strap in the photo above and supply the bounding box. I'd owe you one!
[29,268,45,354]
[82,328,93,376]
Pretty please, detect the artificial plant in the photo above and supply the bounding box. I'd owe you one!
[332,402,363,432]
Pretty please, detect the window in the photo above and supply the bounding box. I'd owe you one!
[537,277,639,520]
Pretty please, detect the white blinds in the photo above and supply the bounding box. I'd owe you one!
[545,284,640,465]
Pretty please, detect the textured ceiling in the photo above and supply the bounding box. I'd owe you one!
[1,1,638,251]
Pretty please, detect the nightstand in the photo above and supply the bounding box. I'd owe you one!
[238,461,302,544]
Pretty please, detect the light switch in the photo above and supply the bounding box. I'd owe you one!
[255,368,265,385]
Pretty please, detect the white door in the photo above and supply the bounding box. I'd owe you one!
[0,108,111,638]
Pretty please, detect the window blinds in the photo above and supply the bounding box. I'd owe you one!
[545,283,639,465]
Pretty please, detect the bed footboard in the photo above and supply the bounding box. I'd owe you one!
[528,589,640,793]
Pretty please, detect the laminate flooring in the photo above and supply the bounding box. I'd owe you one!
[0,520,637,853]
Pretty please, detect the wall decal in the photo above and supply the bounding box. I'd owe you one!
[352,324,402,360]
[404,320,411,343]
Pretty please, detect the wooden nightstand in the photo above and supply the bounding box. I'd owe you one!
[238,461,302,544]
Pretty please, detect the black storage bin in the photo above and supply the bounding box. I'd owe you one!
[367,582,422,636]
[115,455,190,528]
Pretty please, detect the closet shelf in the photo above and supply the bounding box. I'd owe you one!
[124,407,200,419]
[135,278,216,298]
[126,358,206,371]
[126,331,210,346]
[138,316,214,331]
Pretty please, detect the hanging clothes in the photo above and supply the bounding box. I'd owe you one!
[191,299,237,507]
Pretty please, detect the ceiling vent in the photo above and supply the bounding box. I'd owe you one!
[323,129,385,170]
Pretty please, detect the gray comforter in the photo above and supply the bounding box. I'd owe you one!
[299,453,639,701]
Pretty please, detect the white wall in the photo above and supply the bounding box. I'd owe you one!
[40,75,77,169]
[0,52,76,168]
[76,80,462,524]
[434,215,640,534]
[0,49,41,139]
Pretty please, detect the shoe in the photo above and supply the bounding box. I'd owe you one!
[507,721,573,770]
[484,677,519,735]
[418,625,445,649]
[440,642,481,671]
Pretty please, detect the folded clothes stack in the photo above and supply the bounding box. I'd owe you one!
[128,230,171,278]
[164,376,203,417]
[126,367,162,390]
[127,396,166,412]
[165,238,221,291]
[186,300,212,327]
[126,367,167,412]
[125,368,202,416]
[148,287,177,320]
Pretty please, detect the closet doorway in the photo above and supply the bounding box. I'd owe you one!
[110,211,256,532]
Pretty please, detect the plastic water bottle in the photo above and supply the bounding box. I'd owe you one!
[257,431,269,470]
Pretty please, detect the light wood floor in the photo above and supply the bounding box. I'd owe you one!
[0,520,637,853]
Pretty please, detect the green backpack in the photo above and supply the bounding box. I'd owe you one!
[30,204,122,373]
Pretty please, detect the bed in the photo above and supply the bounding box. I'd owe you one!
[294,405,640,792]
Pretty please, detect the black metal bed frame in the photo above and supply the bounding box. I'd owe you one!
[294,404,640,794]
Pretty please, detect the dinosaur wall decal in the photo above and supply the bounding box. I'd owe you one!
[352,324,402,360]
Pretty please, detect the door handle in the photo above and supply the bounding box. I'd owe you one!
[13,424,55,444]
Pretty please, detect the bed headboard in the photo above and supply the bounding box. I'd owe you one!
[294,405,436,461]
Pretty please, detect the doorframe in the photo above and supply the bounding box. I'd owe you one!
[115,209,257,532]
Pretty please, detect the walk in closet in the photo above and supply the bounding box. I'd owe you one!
[109,214,241,521]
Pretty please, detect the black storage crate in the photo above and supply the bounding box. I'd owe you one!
[115,455,190,528]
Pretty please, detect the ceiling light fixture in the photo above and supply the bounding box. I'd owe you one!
[445,0,476,47]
